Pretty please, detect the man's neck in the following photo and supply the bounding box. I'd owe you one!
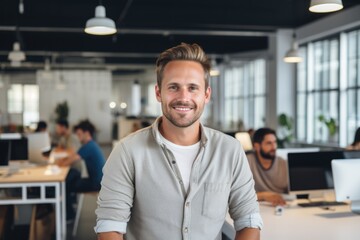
[159,118,201,146]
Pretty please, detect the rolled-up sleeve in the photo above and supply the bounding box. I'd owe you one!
[233,212,263,231]
[94,142,134,233]
[94,220,127,234]
[228,147,263,231]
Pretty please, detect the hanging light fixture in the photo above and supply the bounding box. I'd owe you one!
[210,58,220,77]
[283,33,303,63]
[8,42,26,67]
[85,2,117,35]
[309,0,343,13]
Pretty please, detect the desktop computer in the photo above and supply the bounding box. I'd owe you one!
[332,159,360,214]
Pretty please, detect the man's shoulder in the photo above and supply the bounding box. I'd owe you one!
[119,127,153,145]
[203,126,238,143]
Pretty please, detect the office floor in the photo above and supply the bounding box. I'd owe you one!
[67,193,98,240]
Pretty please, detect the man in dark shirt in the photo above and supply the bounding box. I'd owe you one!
[57,119,105,220]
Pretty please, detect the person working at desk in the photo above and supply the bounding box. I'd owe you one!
[246,128,288,206]
[54,119,83,172]
[35,120,48,132]
[57,119,105,220]
[94,43,263,240]
[55,119,80,151]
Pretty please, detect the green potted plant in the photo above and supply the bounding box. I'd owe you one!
[318,114,337,138]
[277,113,293,148]
[55,101,69,121]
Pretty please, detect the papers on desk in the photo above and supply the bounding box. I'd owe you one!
[49,151,68,164]
[44,165,61,175]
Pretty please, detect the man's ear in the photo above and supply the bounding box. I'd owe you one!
[155,84,161,102]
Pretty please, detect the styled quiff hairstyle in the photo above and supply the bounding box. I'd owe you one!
[156,43,211,90]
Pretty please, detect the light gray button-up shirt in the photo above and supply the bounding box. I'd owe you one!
[95,117,263,239]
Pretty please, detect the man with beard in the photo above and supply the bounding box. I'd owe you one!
[246,128,288,206]
[95,43,263,240]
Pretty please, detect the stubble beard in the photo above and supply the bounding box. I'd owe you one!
[162,101,203,128]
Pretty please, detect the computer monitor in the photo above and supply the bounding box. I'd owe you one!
[287,150,345,199]
[0,137,28,162]
[0,140,11,166]
[9,138,28,160]
[276,147,320,160]
[332,159,360,214]
[26,132,51,165]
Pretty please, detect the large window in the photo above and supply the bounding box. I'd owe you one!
[296,28,360,146]
[7,84,39,127]
[347,29,360,144]
[223,59,266,131]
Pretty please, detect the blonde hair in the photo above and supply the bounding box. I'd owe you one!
[156,43,211,90]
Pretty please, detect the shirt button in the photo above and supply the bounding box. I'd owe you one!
[184,227,188,233]
[185,202,190,207]
[179,180,183,184]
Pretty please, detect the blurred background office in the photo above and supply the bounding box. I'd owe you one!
[1,1,360,239]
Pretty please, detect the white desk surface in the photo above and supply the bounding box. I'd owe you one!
[0,164,69,183]
[226,201,360,240]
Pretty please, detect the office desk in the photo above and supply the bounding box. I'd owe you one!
[226,202,360,240]
[0,165,69,240]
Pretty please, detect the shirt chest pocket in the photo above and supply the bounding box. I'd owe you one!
[202,182,230,220]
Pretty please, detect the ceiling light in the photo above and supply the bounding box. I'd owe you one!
[85,5,117,35]
[210,59,220,77]
[44,58,51,71]
[283,35,303,63]
[8,42,26,62]
[309,0,343,13]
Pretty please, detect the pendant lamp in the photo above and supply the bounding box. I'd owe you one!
[85,5,117,35]
[309,0,343,13]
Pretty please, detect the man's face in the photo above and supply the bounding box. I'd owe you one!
[155,60,211,128]
[256,134,277,160]
[55,124,66,136]
[75,129,86,144]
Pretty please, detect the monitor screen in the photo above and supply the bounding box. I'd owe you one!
[0,140,11,166]
[287,151,345,195]
[0,138,28,162]
[9,138,28,160]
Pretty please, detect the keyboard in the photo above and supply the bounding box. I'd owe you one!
[298,201,347,207]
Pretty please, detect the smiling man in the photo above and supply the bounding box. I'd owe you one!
[95,43,263,240]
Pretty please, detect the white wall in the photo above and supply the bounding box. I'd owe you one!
[112,68,157,117]
[37,70,112,143]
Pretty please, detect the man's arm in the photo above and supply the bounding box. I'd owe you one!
[57,153,81,166]
[257,191,286,206]
[235,228,260,240]
[98,232,123,240]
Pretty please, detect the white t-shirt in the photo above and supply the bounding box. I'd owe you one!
[160,135,200,192]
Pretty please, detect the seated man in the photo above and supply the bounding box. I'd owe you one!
[57,120,105,220]
[54,119,83,172]
[246,128,288,206]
